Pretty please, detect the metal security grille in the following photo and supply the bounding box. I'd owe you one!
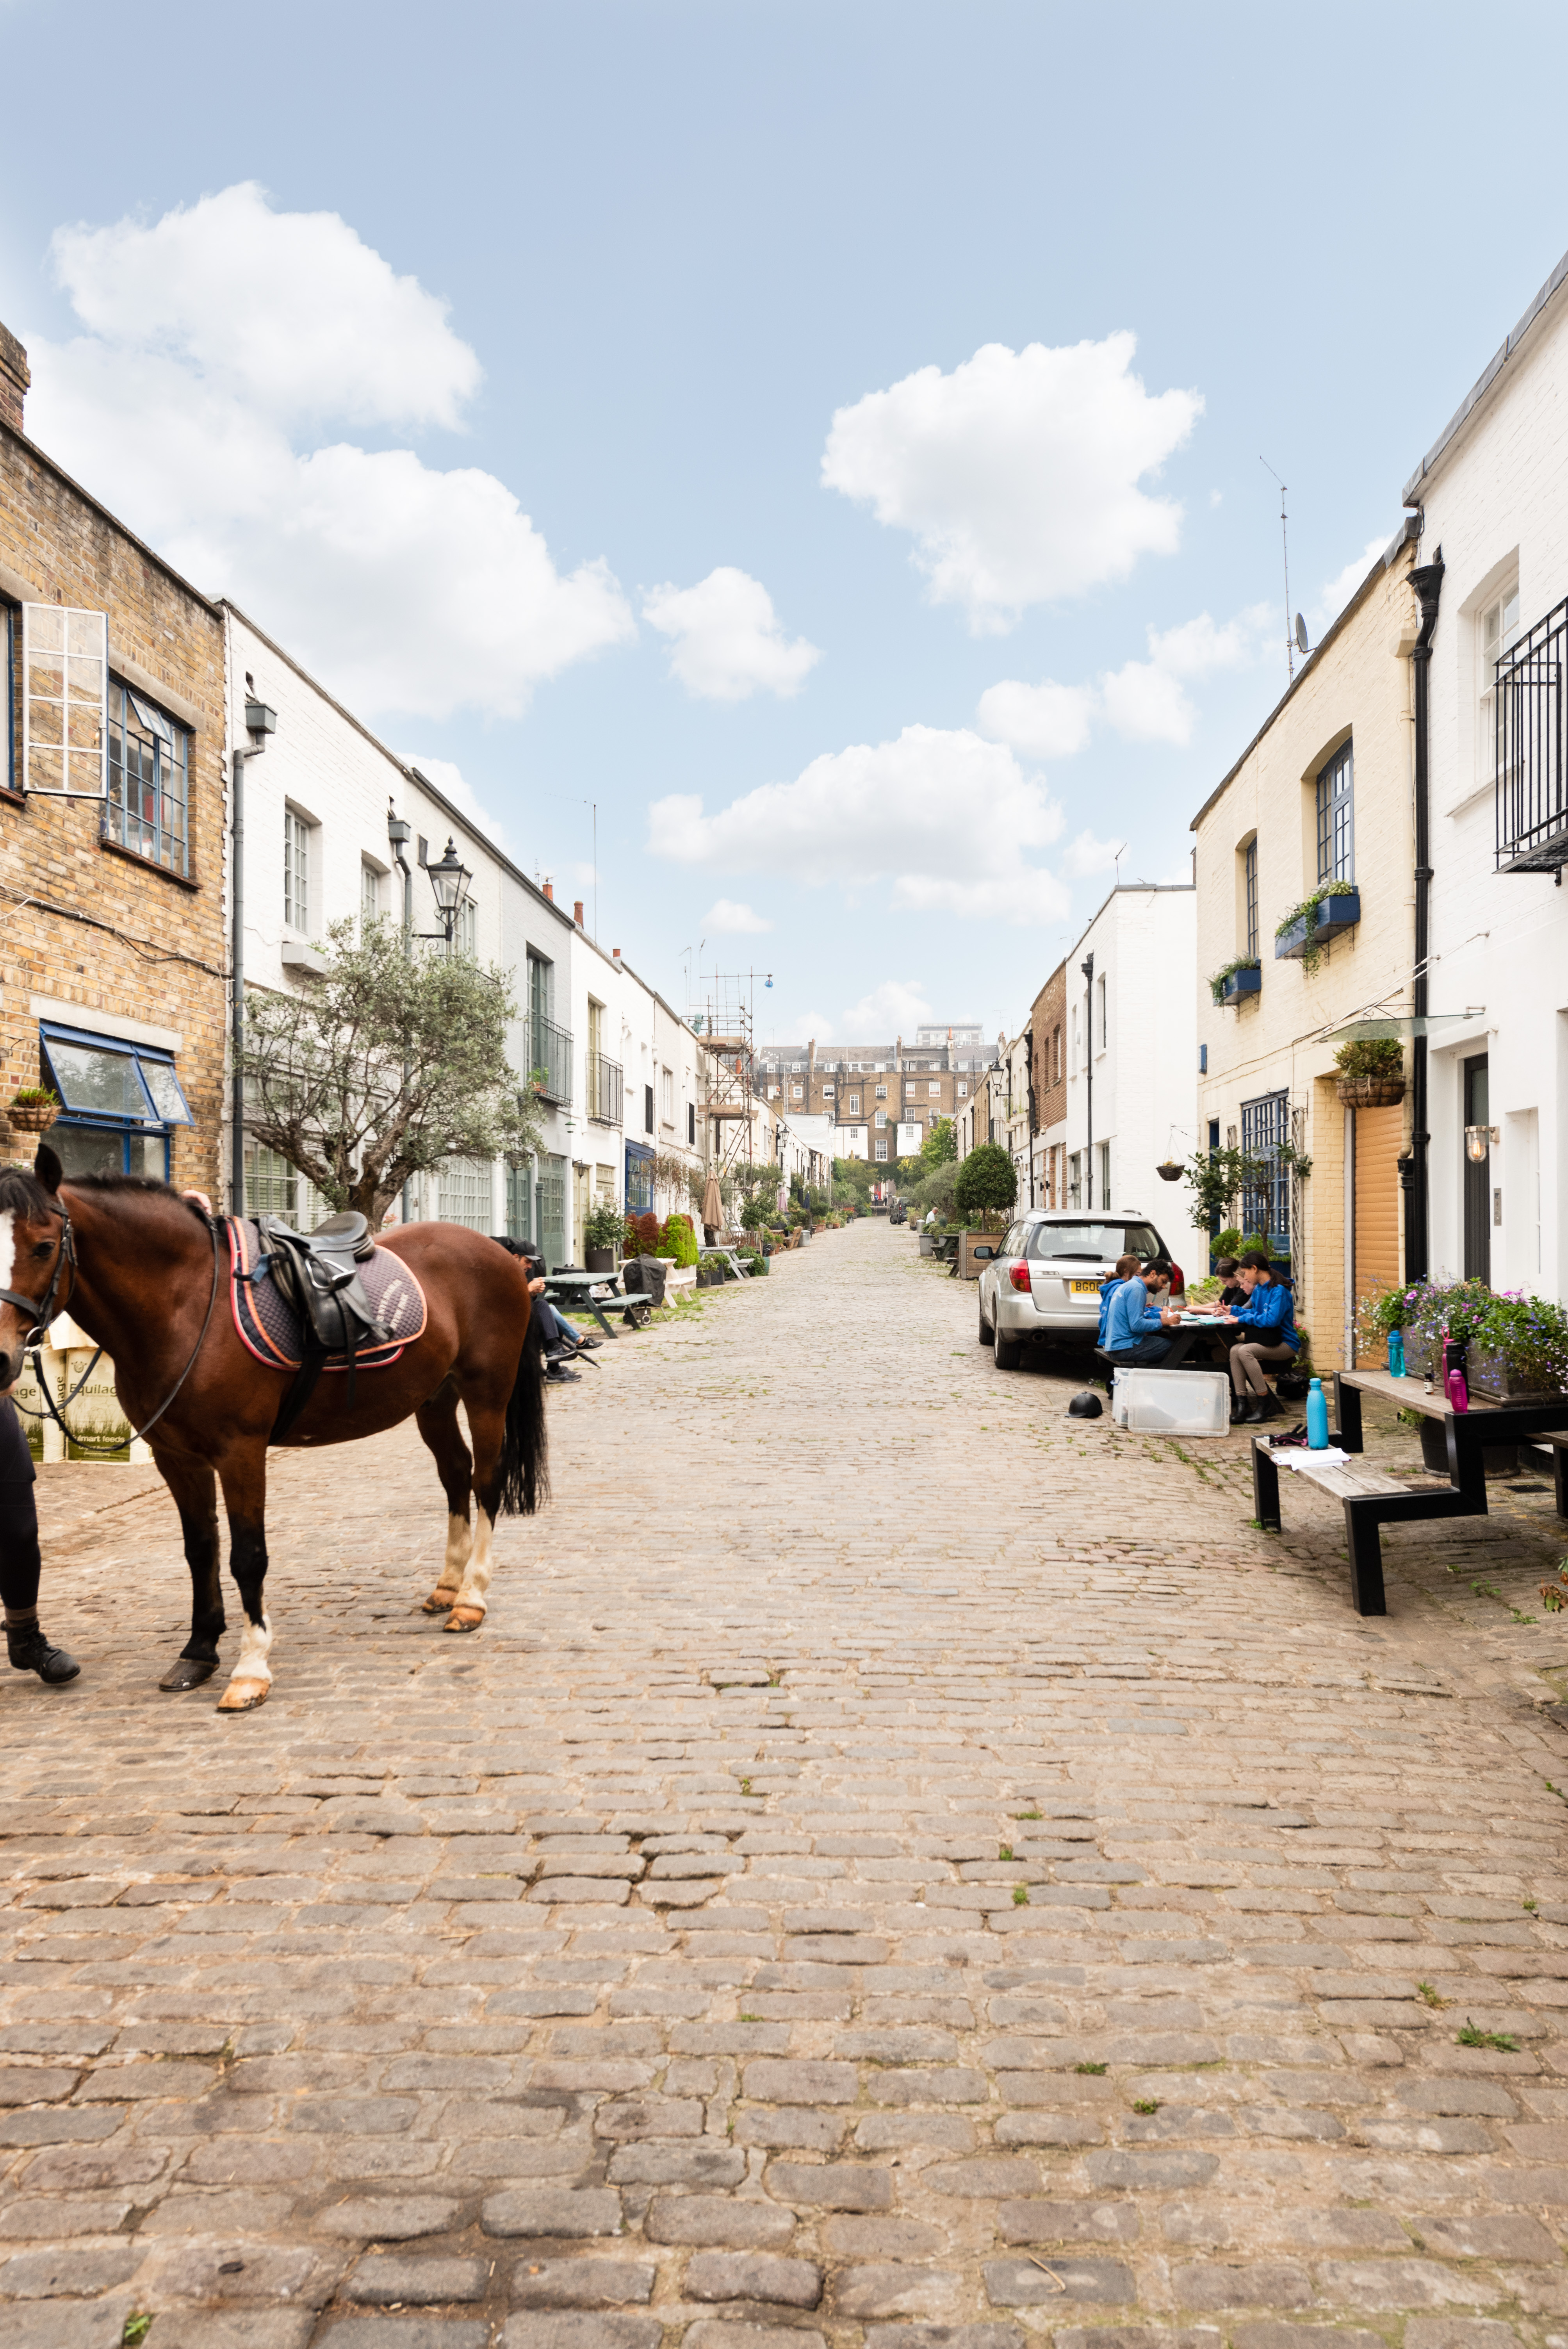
[438,1157,494,1230]
[1240,1089,1290,1250]
[1315,741,1354,884]
[586,1051,623,1124]
[1244,839,1258,959]
[1496,595,1568,871]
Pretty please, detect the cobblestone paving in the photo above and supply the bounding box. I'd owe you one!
[7,1217,1568,2349]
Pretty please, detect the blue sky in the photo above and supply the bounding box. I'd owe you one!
[4,0,1566,1045]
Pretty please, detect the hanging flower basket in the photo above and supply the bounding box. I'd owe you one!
[6,1093,59,1134]
[1155,1160,1185,1183]
[1335,1073,1406,1108]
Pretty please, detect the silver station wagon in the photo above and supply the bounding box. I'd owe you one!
[975,1208,1187,1370]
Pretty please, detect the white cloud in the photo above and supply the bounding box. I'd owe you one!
[703,897,773,934]
[649,724,1067,924]
[1099,606,1269,746]
[836,980,935,1041]
[27,182,633,721]
[1062,830,1123,879]
[975,677,1094,760]
[821,333,1202,631]
[404,753,510,851]
[643,567,819,701]
[1313,535,1388,634]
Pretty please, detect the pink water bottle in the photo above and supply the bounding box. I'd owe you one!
[1443,1329,1469,1413]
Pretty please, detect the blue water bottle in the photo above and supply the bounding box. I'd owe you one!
[1306,1376,1329,1449]
[1388,1328,1405,1378]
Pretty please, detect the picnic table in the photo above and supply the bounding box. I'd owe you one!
[543,1269,654,1340]
[1251,1365,1568,1616]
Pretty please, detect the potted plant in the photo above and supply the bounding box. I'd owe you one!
[7,1087,59,1135]
[1333,1037,1406,1107]
[1275,884,1361,976]
[1210,958,1261,1005]
[583,1201,624,1275]
[1468,1291,1568,1401]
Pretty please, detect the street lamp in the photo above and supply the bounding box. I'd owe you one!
[425,838,472,940]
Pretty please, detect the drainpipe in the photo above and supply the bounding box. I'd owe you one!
[1080,953,1094,1208]
[1405,550,1445,1283]
[230,742,246,1215]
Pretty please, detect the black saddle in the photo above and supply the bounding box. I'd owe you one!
[257,1212,392,1441]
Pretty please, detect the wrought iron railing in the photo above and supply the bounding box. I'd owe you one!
[1496,595,1568,872]
[586,1050,623,1125]
[526,1013,573,1105]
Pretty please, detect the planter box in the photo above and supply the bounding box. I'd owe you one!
[918,1233,935,1256]
[1216,965,1261,1005]
[1336,1073,1406,1108]
[585,1248,617,1274]
[959,1230,1002,1280]
[1275,888,1361,961]
[1467,1344,1568,1403]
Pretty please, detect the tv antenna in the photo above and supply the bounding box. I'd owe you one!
[1260,456,1296,683]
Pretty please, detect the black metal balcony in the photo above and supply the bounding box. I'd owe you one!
[1496,596,1568,872]
[526,1014,573,1106]
[586,1050,623,1125]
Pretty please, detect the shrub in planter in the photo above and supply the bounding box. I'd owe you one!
[1212,1228,1243,1260]
[658,1212,699,1267]
[746,1253,767,1276]
[954,1141,1016,1230]
[1333,1036,1406,1108]
[583,1200,624,1275]
[623,1211,661,1258]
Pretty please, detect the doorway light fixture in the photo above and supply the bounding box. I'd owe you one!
[1464,1123,1500,1162]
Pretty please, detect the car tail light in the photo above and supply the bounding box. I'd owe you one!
[1169,1260,1185,1296]
[1009,1262,1031,1293]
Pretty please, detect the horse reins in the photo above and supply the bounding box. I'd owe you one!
[3,1198,223,1456]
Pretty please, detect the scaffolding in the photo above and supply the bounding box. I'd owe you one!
[689,967,768,1182]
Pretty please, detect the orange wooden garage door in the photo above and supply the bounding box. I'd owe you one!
[1353,1103,1403,1367]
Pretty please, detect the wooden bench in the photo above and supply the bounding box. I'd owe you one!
[1251,1436,1424,1613]
[1532,1431,1568,1517]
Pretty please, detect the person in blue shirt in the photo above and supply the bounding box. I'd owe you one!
[1097,1253,1141,1346]
[1221,1249,1299,1421]
[1101,1260,1184,1366]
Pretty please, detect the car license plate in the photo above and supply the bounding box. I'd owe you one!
[1071,1280,1101,1296]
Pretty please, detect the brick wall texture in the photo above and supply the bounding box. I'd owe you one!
[0,416,228,1194]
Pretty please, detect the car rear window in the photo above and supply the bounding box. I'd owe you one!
[1026,1222,1161,1262]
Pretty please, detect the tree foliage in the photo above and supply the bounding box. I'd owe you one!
[921,1117,957,1167]
[241,917,542,1223]
[953,1141,1017,1228]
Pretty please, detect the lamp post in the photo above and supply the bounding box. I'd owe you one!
[386,817,474,1224]
[424,839,472,949]
[230,697,277,1216]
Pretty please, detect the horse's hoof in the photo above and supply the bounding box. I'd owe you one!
[159,1656,218,1692]
[216,1678,271,1713]
[421,1589,460,1615]
[442,1607,486,1634]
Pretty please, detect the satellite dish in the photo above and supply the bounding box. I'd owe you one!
[1294,613,1310,655]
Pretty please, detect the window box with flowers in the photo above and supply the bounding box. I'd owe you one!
[1210,958,1262,1006]
[1275,887,1361,975]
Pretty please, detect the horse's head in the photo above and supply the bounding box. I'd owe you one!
[0,1145,68,1392]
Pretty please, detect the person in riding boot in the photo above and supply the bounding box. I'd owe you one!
[0,1389,78,1684]
[1220,1249,1299,1421]
[521,1269,600,1383]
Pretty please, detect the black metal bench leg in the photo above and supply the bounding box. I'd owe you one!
[1252,1438,1281,1534]
[1334,1372,1363,1455]
[1557,1445,1568,1522]
[1344,1498,1387,1615]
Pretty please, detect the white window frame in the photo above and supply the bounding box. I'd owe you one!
[1479,582,1521,779]
[361,860,383,927]
[284,807,314,935]
[20,604,107,799]
[874,1140,888,1162]
[455,896,478,957]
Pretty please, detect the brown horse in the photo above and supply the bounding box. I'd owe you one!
[0,1145,546,1711]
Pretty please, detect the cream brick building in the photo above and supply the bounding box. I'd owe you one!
[1193,526,1420,1369]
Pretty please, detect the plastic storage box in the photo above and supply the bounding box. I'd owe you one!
[1112,1367,1230,1435]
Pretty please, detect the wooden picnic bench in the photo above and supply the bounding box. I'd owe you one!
[1252,1367,1568,1615]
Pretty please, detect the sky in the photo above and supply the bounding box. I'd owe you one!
[4,0,1568,1047]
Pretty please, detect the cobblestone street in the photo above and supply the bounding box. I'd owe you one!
[10,1216,1568,2349]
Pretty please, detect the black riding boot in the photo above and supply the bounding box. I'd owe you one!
[7,1625,81,1684]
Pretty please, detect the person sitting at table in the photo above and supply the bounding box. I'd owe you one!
[1201,1256,1246,1367]
[1098,1253,1142,1347]
[1101,1259,1184,1367]
[1221,1249,1299,1421]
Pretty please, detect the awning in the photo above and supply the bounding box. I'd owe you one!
[1322,1010,1485,1041]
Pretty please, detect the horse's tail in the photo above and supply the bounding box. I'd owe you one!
[497,1310,549,1517]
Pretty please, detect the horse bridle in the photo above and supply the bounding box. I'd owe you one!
[2,1193,223,1450]
[0,1195,78,1344]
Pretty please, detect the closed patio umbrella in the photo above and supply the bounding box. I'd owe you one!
[701,1174,724,1232]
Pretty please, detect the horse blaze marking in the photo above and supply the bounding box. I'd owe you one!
[0,1210,14,1301]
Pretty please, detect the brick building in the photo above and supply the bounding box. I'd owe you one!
[1030,959,1067,1205]
[754,1023,989,1171]
[0,322,228,1193]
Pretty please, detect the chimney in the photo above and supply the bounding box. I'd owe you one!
[542,879,554,902]
[612,947,622,964]
[574,900,584,927]
[0,324,29,437]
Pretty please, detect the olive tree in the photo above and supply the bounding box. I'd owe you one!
[241,917,542,1224]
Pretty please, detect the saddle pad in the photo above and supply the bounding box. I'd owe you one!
[226,1217,428,1374]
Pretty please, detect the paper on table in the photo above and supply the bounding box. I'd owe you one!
[1280,1446,1352,1471]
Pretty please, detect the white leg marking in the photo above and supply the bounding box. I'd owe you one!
[443,1512,472,1583]
[217,1611,273,1708]
[454,1508,494,1613]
